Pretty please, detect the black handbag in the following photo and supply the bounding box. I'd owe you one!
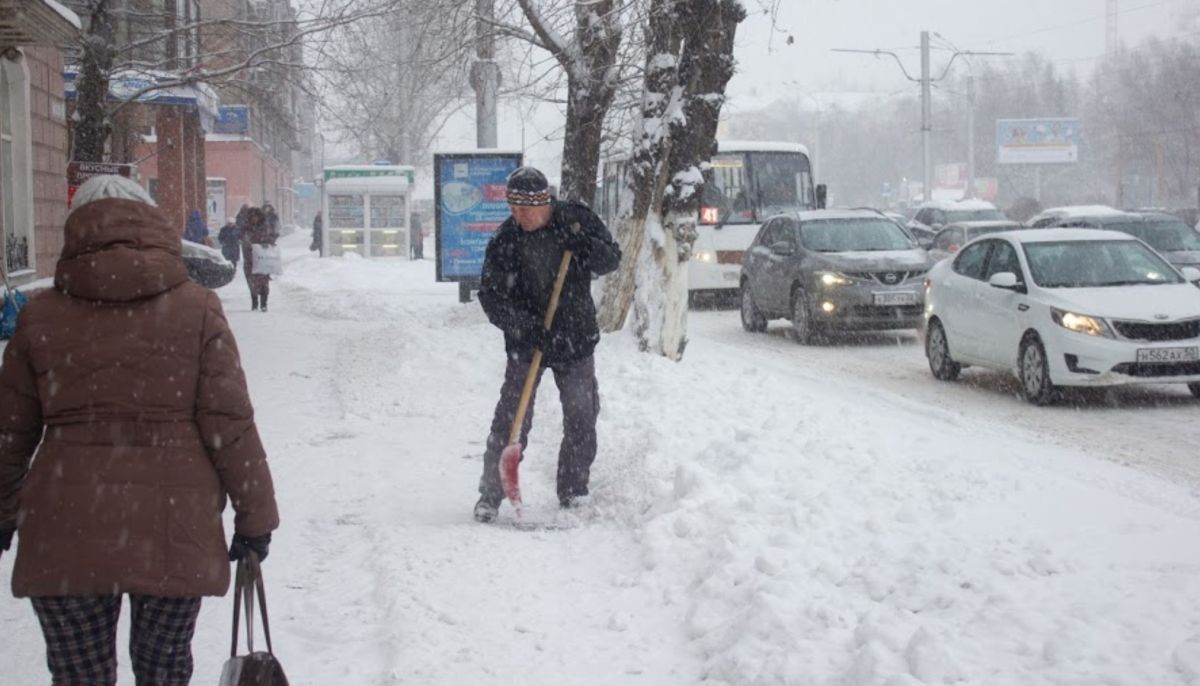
[219,554,289,685]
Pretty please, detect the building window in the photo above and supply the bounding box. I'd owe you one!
[0,52,34,277]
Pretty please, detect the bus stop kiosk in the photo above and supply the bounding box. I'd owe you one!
[433,151,522,302]
[321,164,415,258]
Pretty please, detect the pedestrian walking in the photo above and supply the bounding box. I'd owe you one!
[241,207,275,312]
[311,211,323,255]
[473,166,621,522]
[183,208,207,245]
[218,216,241,268]
[262,203,281,242]
[0,174,279,686]
[410,213,424,260]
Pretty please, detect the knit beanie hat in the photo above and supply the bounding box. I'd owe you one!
[506,166,551,206]
[71,174,157,210]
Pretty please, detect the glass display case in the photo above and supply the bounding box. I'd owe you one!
[369,194,408,257]
[328,193,366,257]
[321,165,414,259]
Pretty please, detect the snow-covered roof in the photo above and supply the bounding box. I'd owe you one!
[43,0,80,28]
[0,0,81,46]
[717,140,811,156]
[793,208,888,221]
[1009,228,1141,243]
[1041,205,1125,219]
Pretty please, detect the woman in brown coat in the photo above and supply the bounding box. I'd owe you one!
[241,206,277,311]
[0,175,280,685]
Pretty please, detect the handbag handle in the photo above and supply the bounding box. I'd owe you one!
[230,553,276,658]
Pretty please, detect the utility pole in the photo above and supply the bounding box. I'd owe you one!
[471,0,498,148]
[966,74,976,198]
[921,31,932,201]
[1106,0,1119,56]
[834,35,1011,205]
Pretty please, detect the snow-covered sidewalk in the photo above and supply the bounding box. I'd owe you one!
[4,232,1200,685]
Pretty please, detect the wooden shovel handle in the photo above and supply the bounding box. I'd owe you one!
[507,250,573,446]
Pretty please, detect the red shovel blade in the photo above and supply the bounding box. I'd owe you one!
[499,442,523,512]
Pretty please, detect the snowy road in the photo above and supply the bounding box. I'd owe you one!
[5,234,1200,685]
[689,310,1200,491]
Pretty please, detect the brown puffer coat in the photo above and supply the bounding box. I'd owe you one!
[0,198,279,598]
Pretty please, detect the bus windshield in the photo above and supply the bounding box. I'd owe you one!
[700,150,814,225]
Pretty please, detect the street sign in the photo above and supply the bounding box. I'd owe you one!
[67,161,135,207]
[433,151,522,283]
[996,118,1080,164]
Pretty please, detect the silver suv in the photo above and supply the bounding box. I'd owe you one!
[740,209,937,343]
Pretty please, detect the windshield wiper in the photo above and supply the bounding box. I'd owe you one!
[1094,280,1163,287]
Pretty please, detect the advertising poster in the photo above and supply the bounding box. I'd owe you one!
[67,161,134,207]
[996,118,1080,164]
[434,152,522,282]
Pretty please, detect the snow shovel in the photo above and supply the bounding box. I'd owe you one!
[499,248,575,515]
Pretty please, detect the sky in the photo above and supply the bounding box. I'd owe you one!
[412,0,1191,197]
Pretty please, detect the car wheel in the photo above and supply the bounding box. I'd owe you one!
[791,288,816,344]
[926,319,960,381]
[1019,334,1057,405]
[740,281,767,333]
[1188,382,1200,399]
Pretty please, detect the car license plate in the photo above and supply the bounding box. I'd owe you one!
[723,271,739,281]
[1136,346,1200,363]
[873,291,917,306]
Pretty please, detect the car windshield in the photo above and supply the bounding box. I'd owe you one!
[944,208,1006,222]
[1023,240,1184,288]
[1105,220,1200,252]
[800,219,916,252]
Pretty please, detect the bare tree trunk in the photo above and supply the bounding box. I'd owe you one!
[75,0,116,162]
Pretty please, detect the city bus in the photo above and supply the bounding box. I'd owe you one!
[597,141,823,303]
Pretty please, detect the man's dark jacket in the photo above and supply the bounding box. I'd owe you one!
[479,201,621,366]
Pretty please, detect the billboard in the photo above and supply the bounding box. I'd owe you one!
[214,105,250,135]
[996,118,1080,164]
[433,151,522,282]
[67,161,134,207]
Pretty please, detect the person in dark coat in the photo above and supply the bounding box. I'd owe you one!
[262,203,281,242]
[311,211,323,255]
[218,216,242,267]
[473,166,622,522]
[183,208,207,244]
[241,207,275,312]
[0,174,279,685]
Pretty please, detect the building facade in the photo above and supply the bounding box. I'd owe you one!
[0,0,80,284]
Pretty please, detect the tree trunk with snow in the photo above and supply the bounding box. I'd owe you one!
[599,0,744,360]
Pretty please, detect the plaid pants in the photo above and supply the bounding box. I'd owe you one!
[31,594,202,686]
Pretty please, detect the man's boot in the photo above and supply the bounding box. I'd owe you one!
[473,494,501,523]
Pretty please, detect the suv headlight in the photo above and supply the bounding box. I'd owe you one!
[817,271,852,287]
[1051,308,1114,338]
[693,250,716,263]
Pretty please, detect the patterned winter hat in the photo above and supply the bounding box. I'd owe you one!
[506,166,551,206]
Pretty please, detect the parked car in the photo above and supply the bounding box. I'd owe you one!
[924,228,1200,404]
[927,220,1023,261]
[1024,204,1124,228]
[740,209,936,343]
[907,199,1007,247]
[182,239,236,289]
[1040,211,1200,276]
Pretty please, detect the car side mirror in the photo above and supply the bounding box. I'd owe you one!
[816,184,827,209]
[989,271,1024,292]
[1181,266,1200,282]
[770,241,795,256]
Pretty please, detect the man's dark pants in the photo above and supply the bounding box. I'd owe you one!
[479,354,600,504]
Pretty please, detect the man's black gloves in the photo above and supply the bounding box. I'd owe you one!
[229,532,271,562]
[0,528,13,560]
[558,222,591,254]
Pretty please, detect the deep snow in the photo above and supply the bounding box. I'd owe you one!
[3,231,1200,685]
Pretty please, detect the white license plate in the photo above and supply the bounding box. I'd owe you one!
[1136,347,1200,363]
[873,291,917,306]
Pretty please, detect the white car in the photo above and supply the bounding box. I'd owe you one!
[924,228,1200,404]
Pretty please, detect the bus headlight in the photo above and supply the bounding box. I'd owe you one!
[694,250,716,263]
[817,271,852,287]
